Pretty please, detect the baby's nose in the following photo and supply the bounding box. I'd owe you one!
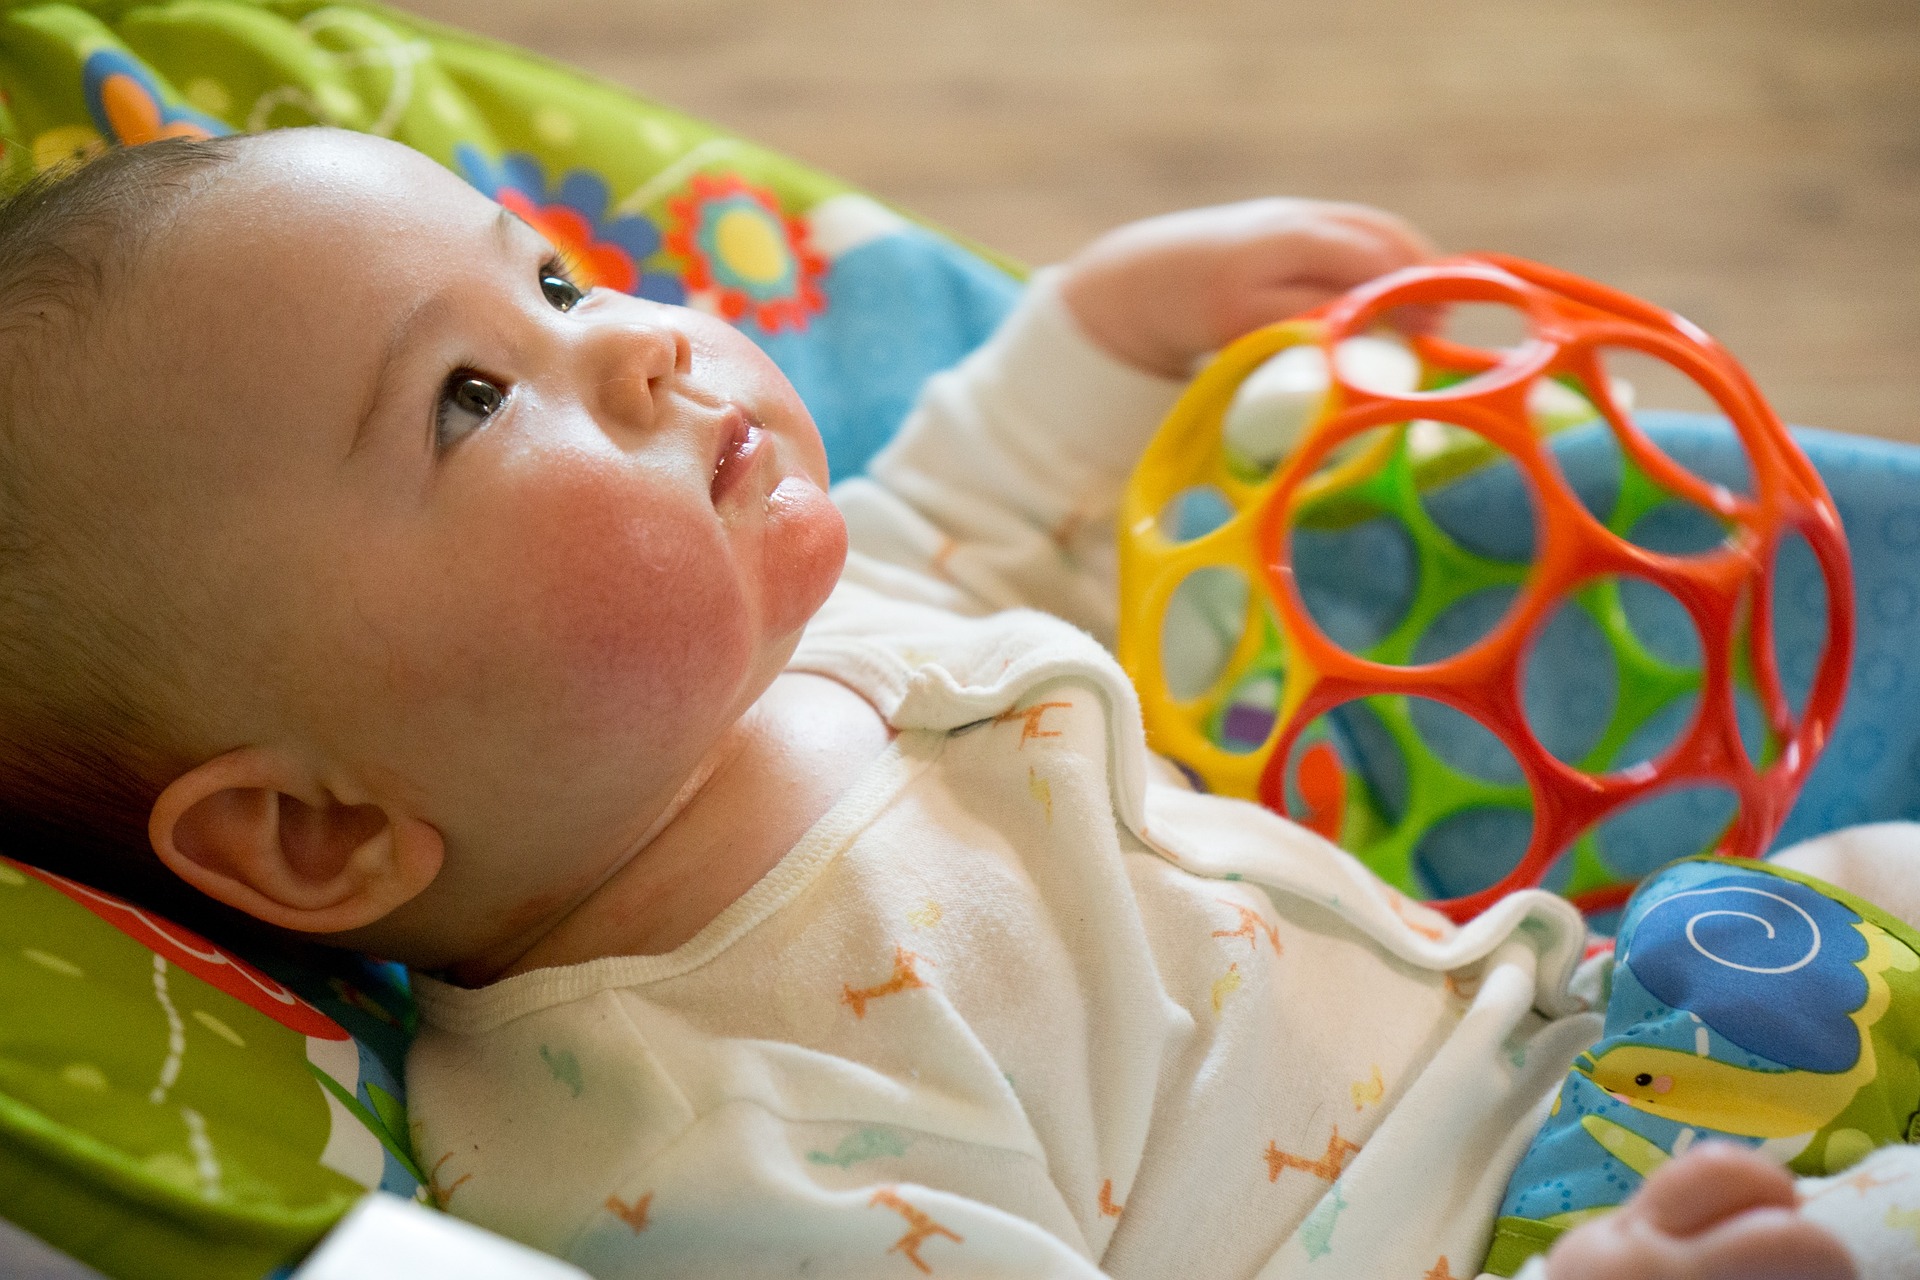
[585,314,691,431]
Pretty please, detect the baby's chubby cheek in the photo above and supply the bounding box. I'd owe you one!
[516,496,758,720]
[757,471,848,638]
[359,480,758,749]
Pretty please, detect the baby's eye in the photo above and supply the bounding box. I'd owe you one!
[540,270,584,312]
[436,373,506,449]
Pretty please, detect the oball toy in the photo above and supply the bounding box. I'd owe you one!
[1118,255,1853,921]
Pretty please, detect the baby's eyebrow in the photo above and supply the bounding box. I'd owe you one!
[495,204,540,250]
[346,287,460,460]
[343,207,538,461]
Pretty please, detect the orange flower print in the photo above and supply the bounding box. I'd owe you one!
[666,173,826,332]
[456,146,685,304]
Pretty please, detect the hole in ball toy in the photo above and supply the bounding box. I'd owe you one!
[1435,301,1532,363]
[1526,373,1612,437]
[1586,346,1756,502]
[1551,423,1627,531]
[1416,430,1540,565]
[1768,526,1830,720]
[1161,566,1252,702]
[1606,689,1699,775]
[1285,699,1408,828]
[1590,783,1740,881]
[1289,430,1419,654]
[1589,347,1734,430]
[1522,596,1619,768]
[1640,420,1757,503]
[1627,500,1731,556]
[1210,669,1286,756]
[1412,805,1536,900]
[1222,337,1419,472]
[1277,698,1410,846]
[1407,695,1526,786]
[1411,584,1523,666]
[1157,485,1238,543]
[1536,847,1579,896]
[1617,576,1705,669]
[1734,684,1772,768]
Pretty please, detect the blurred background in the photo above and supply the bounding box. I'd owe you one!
[398,0,1919,442]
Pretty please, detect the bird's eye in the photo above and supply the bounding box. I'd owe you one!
[1634,1073,1653,1087]
[541,272,584,312]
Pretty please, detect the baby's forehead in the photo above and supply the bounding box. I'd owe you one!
[133,131,501,357]
[69,134,494,457]
[164,129,493,266]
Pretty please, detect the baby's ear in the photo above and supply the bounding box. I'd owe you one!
[149,747,443,934]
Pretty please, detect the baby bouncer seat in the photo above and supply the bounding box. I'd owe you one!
[1,3,1917,1275]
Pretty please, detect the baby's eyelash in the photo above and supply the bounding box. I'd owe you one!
[539,253,587,313]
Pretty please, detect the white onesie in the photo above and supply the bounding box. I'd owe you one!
[405,275,1914,1279]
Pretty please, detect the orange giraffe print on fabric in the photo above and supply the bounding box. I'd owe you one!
[605,1191,652,1232]
[1263,1126,1362,1183]
[870,1187,964,1274]
[994,701,1075,747]
[428,1151,473,1206]
[1423,1257,1458,1280]
[1387,889,1449,942]
[1099,1179,1125,1218]
[1212,900,1282,955]
[843,945,932,1018]
[1809,1165,1909,1201]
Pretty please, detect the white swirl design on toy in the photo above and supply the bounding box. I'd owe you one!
[1635,885,1820,975]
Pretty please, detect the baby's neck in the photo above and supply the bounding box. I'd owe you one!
[461,671,893,984]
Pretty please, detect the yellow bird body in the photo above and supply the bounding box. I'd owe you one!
[1578,921,1908,1140]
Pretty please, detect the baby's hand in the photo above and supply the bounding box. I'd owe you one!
[1058,198,1434,379]
[1544,1143,1855,1280]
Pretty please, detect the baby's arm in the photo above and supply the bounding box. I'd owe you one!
[832,200,1431,640]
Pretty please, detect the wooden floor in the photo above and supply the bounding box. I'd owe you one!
[400,0,1920,444]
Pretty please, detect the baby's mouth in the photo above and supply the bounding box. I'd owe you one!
[710,407,765,504]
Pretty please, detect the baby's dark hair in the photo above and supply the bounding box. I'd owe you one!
[0,135,251,922]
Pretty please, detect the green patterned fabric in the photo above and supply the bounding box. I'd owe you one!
[0,0,1024,477]
[0,855,419,1280]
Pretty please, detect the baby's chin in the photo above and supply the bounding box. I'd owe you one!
[759,473,849,639]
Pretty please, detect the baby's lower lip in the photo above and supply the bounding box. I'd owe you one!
[710,411,764,504]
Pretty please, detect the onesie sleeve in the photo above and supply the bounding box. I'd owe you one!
[829,268,1188,647]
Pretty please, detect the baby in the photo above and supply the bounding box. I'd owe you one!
[2,125,1912,1279]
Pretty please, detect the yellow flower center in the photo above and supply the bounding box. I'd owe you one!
[714,207,789,285]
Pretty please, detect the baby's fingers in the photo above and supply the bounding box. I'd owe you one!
[1683,1209,1857,1280]
[1631,1142,1799,1237]
[1211,205,1434,339]
[1254,203,1432,287]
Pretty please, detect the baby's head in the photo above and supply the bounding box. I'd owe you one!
[0,128,845,968]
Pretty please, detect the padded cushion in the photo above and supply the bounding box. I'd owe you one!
[0,0,1022,478]
[0,856,419,1280]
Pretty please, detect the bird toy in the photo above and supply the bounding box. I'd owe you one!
[1118,254,1853,921]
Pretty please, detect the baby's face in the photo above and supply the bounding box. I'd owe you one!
[102,130,845,961]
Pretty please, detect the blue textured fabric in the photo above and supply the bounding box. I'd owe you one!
[1628,415,1920,850]
[759,226,1022,481]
